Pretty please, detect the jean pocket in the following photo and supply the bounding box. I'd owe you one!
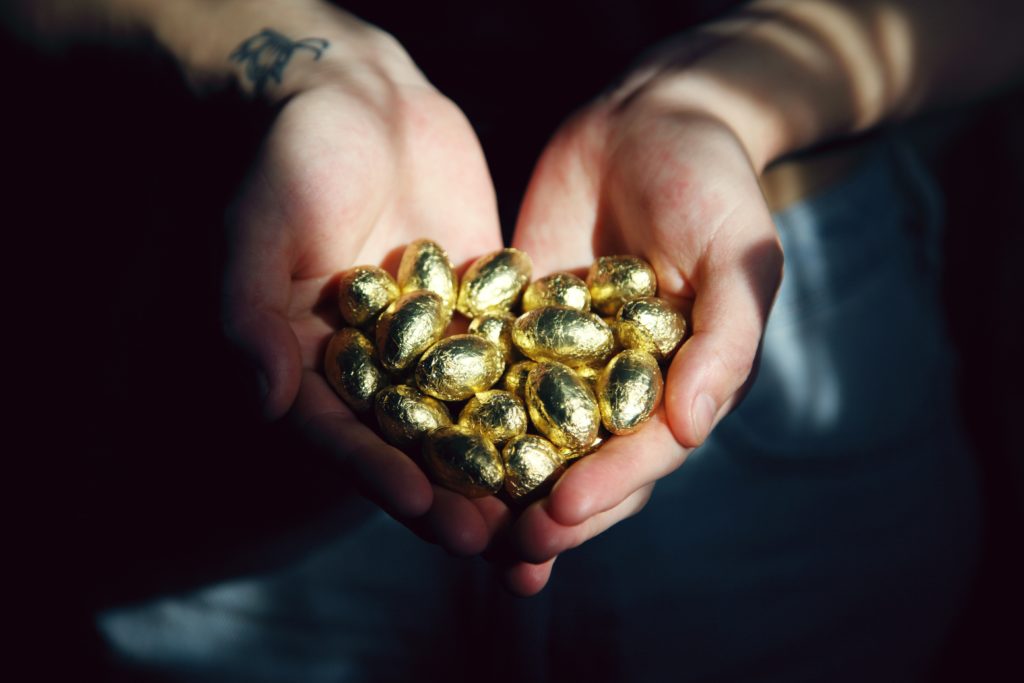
[727,139,957,457]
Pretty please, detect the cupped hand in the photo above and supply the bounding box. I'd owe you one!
[503,75,784,594]
[222,56,508,556]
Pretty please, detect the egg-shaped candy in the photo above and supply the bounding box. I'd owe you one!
[324,328,387,414]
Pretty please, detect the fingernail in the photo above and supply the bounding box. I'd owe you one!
[692,393,716,444]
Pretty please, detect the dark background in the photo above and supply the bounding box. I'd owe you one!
[6,1,1021,679]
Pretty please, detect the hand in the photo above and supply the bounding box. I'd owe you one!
[221,43,509,556]
[504,67,784,594]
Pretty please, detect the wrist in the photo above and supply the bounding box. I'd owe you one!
[608,64,788,173]
[149,0,425,102]
[608,1,893,172]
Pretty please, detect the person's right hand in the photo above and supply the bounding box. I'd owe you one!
[221,30,509,556]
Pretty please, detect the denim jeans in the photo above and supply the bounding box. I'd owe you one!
[99,138,980,683]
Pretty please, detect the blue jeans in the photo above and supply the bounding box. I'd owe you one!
[100,138,980,682]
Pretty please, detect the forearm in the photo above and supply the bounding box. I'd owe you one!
[1,0,423,101]
[622,0,1024,170]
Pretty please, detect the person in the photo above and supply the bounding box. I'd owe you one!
[6,0,1021,679]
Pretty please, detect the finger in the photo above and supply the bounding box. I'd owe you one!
[547,409,686,527]
[408,491,508,558]
[511,117,603,276]
[423,486,492,557]
[514,484,655,564]
[223,182,301,420]
[293,370,433,520]
[497,557,557,597]
[472,494,514,540]
[664,234,783,447]
[424,492,510,558]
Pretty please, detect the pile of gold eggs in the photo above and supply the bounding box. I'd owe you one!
[324,240,687,503]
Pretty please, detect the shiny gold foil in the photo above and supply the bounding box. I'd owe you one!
[502,360,537,403]
[525,361,601,450]
[423,425,504,497]
[323,328,387,414]
[558,434,605,464]
[456,248,532,318]
[458,390,527,446]
[512,306,614,367]
[587,255,658,315]
[502,434,564,501]
[597,350,663,435]
[616,297,687,360]
[397,239,458,314]
[574,363,602,393]
[375,291,447,372]
[414,334,505,401]
[522,272,591,312]
[468,311,517,362]
[337,266,400,327]
[374,384,451,449]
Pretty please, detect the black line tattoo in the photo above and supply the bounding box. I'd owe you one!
[230,29,330,95]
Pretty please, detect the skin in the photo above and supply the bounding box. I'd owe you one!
[5,0,1023,594]
[502,0,1024,594]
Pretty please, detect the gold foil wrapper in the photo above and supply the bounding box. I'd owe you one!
[323,328,387,414]
[558,434,605,464]
[458,390,528,446]
[376,291,448,372]
[587,255,657,315]
[597,350,663,435]
[468,311,517,362]
[616,297,687,360]
[503,360,537,403]
[525,361,601,450]
[414,334,505,401]
[397,239,458,314]
[456,248,532,318]
[337,266,400,327]
[423,424,504,497]
[502,434,564,501]
[522,272,590,312]
[512,306,614,367]
[574,364,602,393]
[374,384,452,449]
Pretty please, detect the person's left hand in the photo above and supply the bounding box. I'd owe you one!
[500,69,784,595]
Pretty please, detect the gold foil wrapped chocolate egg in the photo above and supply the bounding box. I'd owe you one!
[337,266,400,327]
[374,384,451,449]
[522,272,591,312]
[397,239,458,314]
[616,297,687,360]
[414,334,505,401]
[423,425,504,497]
[502,434,564,501]
[574,364,602,393]
[375,291,447,372]
[458,390,527,446]
[525,361,601,451]
[558,433,605,464]
[503,360,537,402]
[512,306,614,367]
[456,248,532,318]
[587,255,658,315]
[597,350,663,435]
[468,311,517,362]
[323,328,387,414]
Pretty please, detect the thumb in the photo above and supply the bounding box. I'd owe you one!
[665,235,783,447]
[222,203,302,421]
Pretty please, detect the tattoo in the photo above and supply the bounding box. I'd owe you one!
[230,29,330,95]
